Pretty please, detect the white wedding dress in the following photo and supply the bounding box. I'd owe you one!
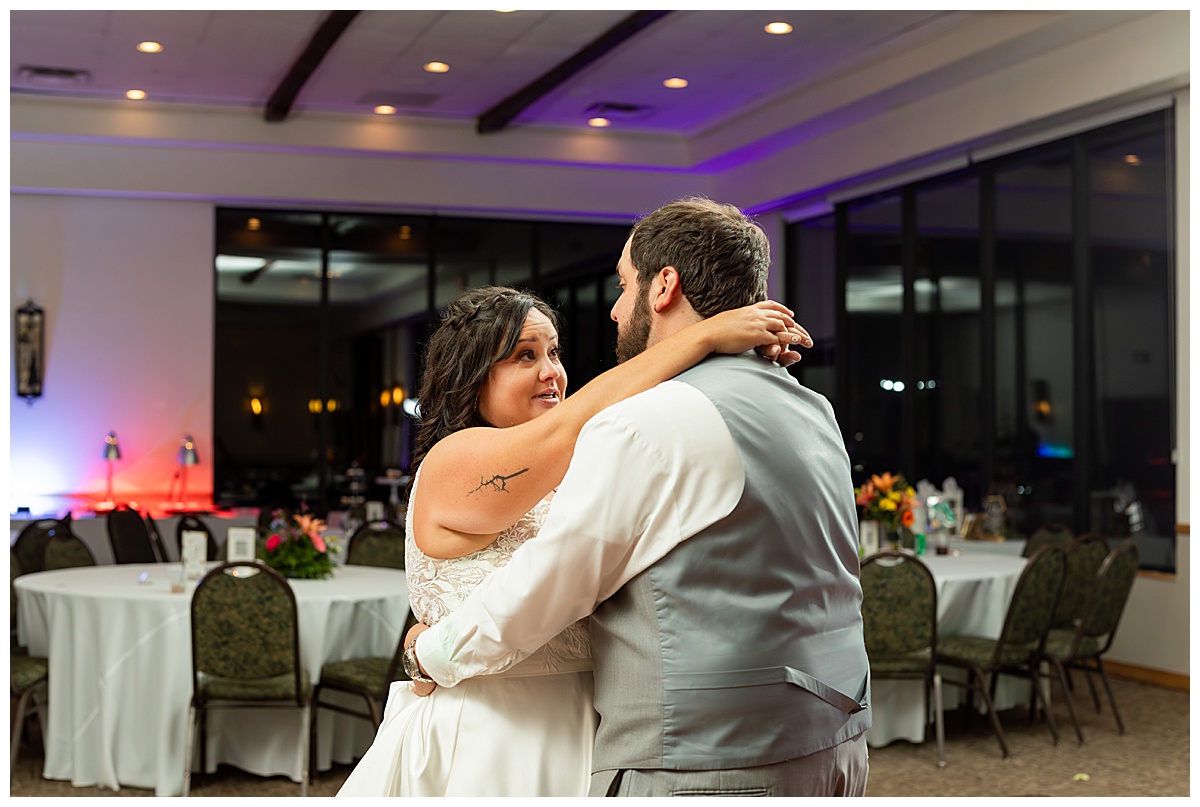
[337,479,596,797]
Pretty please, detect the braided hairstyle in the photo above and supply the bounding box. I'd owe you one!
[411,286,562,474]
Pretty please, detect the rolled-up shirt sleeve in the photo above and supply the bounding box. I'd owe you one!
[416,381,744,687]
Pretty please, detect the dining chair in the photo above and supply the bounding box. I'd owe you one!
[176,514,219,561]
[40,521,97,570]
[936,545,1067,760]
[1038,539,1139,744]
[183,562,311,797]
[13,517,59,575]
[308,608,419,783]
[106,505,158,564]
[1052,533,1110,630]
[860,550,945,768]
[145,513,171,562]
[344,520,406,569]
[1022,522,1074,558]
[10,550,49,766]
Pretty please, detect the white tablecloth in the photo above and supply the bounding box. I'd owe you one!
[16,562,409,795]
[866,553,1029,747]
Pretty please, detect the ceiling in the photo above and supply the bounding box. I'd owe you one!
[10,9,966,135]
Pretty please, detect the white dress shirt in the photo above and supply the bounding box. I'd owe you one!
[417,380,745,687]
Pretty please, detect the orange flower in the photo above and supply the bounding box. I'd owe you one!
[855,483,876,506]
[901,509,915,527]
[871,472,897,492]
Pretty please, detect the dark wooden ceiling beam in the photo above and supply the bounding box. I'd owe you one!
[265,10,361,123]
[476,10,672,135]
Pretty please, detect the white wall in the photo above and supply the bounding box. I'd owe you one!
[9,196,215,513]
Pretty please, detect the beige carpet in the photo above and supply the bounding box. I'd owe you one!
[9,675,1188,797]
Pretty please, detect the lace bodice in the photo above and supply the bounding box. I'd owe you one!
[405,472,591,675]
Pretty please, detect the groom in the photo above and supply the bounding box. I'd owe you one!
[408,197,871,796]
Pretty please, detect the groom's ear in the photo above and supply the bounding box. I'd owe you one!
[650,266,683,313]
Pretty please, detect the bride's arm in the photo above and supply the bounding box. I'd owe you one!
[413,301,808,558]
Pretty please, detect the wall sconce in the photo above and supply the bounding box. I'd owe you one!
[15,300,45,403]
[102,431,121,506]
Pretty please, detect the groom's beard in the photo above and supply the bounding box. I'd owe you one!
[615,290,652,364]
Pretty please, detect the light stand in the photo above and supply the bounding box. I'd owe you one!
[175,434,199,510]
[103,431,121,506]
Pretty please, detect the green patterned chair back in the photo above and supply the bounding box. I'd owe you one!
[106,506,157,564]
[1079,539,1138,651]
[346,522,406,570]
[191,562,303,703]
[860,551,936,660]
[1053,533,1110,627]
[1023,523,1074,558]
[995,545,1066,662]
[14,519,57,575]
[41,528,96,570]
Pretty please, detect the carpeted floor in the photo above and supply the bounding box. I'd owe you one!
[9,675,1188,797]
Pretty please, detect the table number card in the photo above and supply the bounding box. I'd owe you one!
[181,531,208,580]
[859,520,880,556]
[365,500,386,522]
[226,527,257,563]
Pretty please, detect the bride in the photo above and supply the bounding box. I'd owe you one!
[338,285,806,796]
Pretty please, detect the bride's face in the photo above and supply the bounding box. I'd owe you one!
[477,308,568,428]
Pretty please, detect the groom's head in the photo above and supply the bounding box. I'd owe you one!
[611,197,770,363]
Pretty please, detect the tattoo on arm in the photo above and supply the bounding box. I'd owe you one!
[469,468,530,495]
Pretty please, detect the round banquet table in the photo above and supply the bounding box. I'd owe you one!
[865,553,1029,748]
[15,562,409,796]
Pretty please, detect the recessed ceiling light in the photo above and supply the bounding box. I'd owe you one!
[374,105,397,115]
[136,41,163,54]
[423,61,450,74]
[247,218,262,231]
[494,9,518,12]
[588,117,611,128]
[663,77,688,89]
[1124,154,1141,166]
[765,22,793,35]
[125,89,146,100]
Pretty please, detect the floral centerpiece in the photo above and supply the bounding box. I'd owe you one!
[855,472,918,545]
[258,509,340,580]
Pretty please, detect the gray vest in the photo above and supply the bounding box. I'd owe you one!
[589,352,871,772]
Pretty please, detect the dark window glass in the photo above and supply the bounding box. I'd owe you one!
[844,194,903,480]
[994,147,1075,533]
[1086,121,1175,571]
[787,213,836,401]
[914,176,982,501]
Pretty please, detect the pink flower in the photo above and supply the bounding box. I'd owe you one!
[266,533,282,552]
[310,532,326,553]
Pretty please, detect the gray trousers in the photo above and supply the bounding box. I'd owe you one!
[588,732,869,797]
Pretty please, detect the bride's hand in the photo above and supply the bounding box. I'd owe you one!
[701,301,811,366]
[405,622,438,697]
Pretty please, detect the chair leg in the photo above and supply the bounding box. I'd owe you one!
[11,687,34,767]
[1028,666,1061,747]
[309,687,322,787]
[1093,658,1125,734]
[932,672,946,769]
[969,666,1011,760]
[182,701,196,797]
[1048,657,1084,745]
[1083,666,1103,712]
[300,702,311,797]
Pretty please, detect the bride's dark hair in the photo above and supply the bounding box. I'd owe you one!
[411,286,561,474]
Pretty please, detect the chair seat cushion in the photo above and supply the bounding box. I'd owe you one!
[320,656,391,696]
[11,654,48,691]
[939,635,1037,667]
[198,667,311,701]
[1042,628,1102,661]
[868,649,932,675]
